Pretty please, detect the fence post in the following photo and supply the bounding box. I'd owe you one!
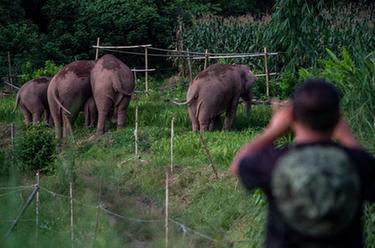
[95,38,100,60]
[170,118,175,174]
[10,123,15,148]
[134,106,139,156]
[36,172,40,243]
[204,49,208,69]
[165,169,169,248]
[133,68,137,84]
[145,47,149,93]
[187,49,193,83]
[7,52,13,88]
[70,182,74,248]
[263,47,270,97]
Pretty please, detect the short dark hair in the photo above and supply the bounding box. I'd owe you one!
[292,79,340,132]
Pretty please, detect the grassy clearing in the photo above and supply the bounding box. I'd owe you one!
[0,85,270,247]
[1,76,375,247]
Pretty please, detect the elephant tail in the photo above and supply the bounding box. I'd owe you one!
[169,91,197,105]
[52,90,72,115]
[13,91,20,113]
[169,97,194,106]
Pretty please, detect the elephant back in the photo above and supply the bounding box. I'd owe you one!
[91,54,135,96]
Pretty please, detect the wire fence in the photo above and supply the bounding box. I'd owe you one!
[93,40,279,96]
[1,181,229,246]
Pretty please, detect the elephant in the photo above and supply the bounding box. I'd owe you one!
[83,96,97,128]
[90,54,135,136]
[183,64,257,131]
[47,60,95,139]
[14,76,52,126]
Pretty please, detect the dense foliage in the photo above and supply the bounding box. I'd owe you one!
[14,124,56,173]
[0,0,276,78]
[183,2,375,73]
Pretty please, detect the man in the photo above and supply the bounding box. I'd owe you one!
[230,79,375,248]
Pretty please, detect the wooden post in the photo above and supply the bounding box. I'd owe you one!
[145,47,149,93]
[264,47,270,97]
[165,170,169,248]
[70,183,74,248]
[7,52,13,87]
[133,68,137,84]
[95,38,100,60]
[187,49,193,83]
[170,118,175,173]
[135,106,139,156]
[10,123,14,148]
[91,180,102,248]
[204,49,208,69]
[36,172,40,243]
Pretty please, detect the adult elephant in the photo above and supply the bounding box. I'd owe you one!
[14,76,52,125]
[91,54,135,136]
[47,60,95,139]
[182,64,257,131]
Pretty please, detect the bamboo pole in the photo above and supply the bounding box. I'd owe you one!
[264,47,270,97]
[133,68,137,84]
[204,49,208,69]
[165,170,169,248]
[91,180,102,248]
[135,106,139,156]
[7,52,13,88]
[10,123,14,148]
[70,182,74,248]
[36,172,40,243]
[95,38,100,60]
[145,47,149,93]
[170,118,175,173]
[198,132,219,180]
[92,44,151,49]
[187,49,193,83]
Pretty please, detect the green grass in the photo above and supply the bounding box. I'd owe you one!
[1,75,375,247]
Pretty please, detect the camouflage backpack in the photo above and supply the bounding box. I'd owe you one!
[271,146,360,237]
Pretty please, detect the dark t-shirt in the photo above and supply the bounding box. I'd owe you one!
[238,140,375,248]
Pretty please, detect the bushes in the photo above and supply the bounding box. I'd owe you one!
[14,124,56,173]
[19,60,62,84]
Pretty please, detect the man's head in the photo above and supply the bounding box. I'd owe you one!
[292,79,340,133]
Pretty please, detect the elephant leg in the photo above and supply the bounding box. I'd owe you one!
[96,97,112,136]
[209,116,220,131]
[45,109,53,127]
[90,108,98,127]
[200,121,210,131]
[116,97,131,129]
[20,106,32,126]
[84,109,89,128]
[224,96,240,130]
[62,113,73,138]
[32,112,43,123]
[188,105,199,131]
[199,114,210,131]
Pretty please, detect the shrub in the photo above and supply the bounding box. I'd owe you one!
[14,124,56,173]
[19,60,62,84]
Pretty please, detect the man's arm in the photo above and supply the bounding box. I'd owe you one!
[333,117,361,149]
[230,104,293,176]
